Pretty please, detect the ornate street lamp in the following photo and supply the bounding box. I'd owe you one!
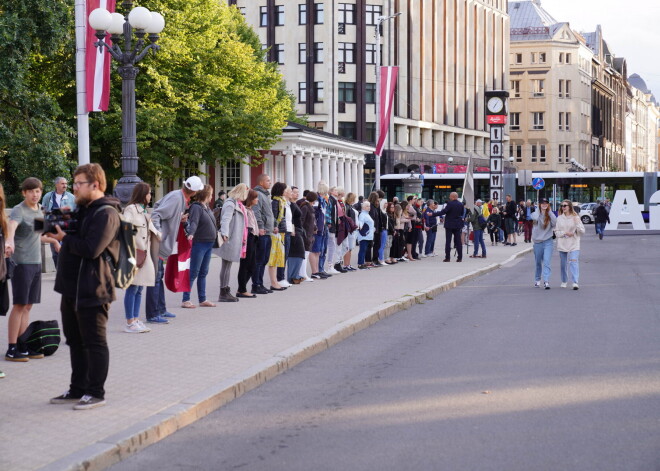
[88,2,165,204]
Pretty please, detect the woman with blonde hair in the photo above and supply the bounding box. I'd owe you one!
[217,183,250,302]
[555,198,585,290]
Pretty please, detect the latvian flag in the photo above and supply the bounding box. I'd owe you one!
[164,224,192,293]
[375,66,399,158]
[86,0,117,112]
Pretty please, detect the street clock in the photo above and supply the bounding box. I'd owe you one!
[487,96,504,114]
[485,90,509,124]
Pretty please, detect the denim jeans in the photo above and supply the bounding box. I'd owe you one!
[378,230,388,261]
[559,250,580,283]
[318,228,329,270]
[145,258,166,320]
[533,238,554,282]
[595,222,606,236]
[499,227,505,243]
[287,257,304,282]
[182,241,213,303]
[123,285,143,320]
[358,240,371,265]
[424,230,437,255]
[252,235,272,288]
[473,230,486,256]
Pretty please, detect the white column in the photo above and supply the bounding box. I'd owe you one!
[295,150,305,190]
[344,158,352,194]
[241,157,251,187]
[285,151,294,185]
[321,153,330,185]
[329,153,338,187]
[313,152,322,190]
[337,156,345,189]
[358,161,365,197]
[351,160,359,195]
[304,152,313,191]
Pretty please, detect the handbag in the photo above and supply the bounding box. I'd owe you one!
[214,232,224,249]
[136,249,147,268]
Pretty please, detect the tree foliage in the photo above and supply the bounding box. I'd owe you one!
[0,0,76,205]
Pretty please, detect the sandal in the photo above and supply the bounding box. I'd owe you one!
[181,301,196,308]
[199,301,216,307]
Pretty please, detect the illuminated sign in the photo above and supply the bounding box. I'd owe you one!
[570,184,588,188]
[433,185,452,189]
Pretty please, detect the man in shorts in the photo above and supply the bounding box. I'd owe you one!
[5,177,59,361]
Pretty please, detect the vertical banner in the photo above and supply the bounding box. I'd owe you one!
[489,124,505,202]
[375,66,399,157]
[462,156,474,210]
[86,0,117,112]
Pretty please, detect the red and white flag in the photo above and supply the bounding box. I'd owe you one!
[86,0,116,112]
[375,66,399,157]
[164,224,192,293]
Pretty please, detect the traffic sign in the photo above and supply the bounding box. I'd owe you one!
[532,177,545,190]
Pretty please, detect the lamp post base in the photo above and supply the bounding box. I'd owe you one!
[114,176,142,205]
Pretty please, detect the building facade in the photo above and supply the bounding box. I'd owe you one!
[626,73,659,172]
[507,0,593,172]
[229,0,510,190]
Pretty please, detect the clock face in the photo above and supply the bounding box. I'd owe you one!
[487,97,504,114]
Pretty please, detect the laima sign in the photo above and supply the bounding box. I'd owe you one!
[606,190,660,230]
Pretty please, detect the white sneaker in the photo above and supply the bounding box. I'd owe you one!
[135,320,151,332]
[279,280,291,288]
[420,254,427,258]
[572,283,579,290]
[560,282,567,288]
[124,323,147,333]
[534,281,540,288]
[304,277,315,283]
[327,267,340,275]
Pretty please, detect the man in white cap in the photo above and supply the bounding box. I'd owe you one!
[469,199,487,259]
[146,176,204,324]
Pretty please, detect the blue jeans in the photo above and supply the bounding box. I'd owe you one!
[318,228,329,270]
[473,230,486,256]
[252,235,272,288]
[358,240,371,265]
[499,227,505,242]
[123,285,143,320]
[595,222,606,236]
[146,258,166,320]
[424,230,437,255]
[559,250,580,283]
[287,257,303,282]
[378,230,388,261]
[533,238,554,282]
[182,241,213,303]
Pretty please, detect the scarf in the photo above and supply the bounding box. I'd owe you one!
[273,196,287,225]
[237,200,249,259]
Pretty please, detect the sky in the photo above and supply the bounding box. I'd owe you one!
[541,0,660,96]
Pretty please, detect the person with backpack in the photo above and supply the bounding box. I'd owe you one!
[469,200,487,258]
[121,183,160,333]
[181,184,218,308]
[49,163,121,410]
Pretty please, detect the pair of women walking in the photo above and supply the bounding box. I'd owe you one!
[532,199,585,290]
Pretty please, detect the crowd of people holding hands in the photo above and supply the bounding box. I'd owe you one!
[0,168,598,392]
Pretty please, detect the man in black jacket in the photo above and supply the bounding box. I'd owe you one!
[503,194,518,246]
[49,164,120,410]
[435,192,465,262]
[594,201,610,240]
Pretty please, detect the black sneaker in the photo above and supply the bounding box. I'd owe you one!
[73,394,106,410]
[22,350,44,359]
[5,348,28,362]
[319,271,332,278]
[311,273,322,279]
[50,391,83,404]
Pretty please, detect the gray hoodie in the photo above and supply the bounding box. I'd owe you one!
[151,190,186,259]
[252,185,274,236]
[530,209,557,242]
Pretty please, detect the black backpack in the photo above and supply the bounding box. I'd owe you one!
[18,320,61,356]
[99,205,138,289]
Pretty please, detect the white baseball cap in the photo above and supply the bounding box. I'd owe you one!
[184,176,204,191]
[476,199,483,204]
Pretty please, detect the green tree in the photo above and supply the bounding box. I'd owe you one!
[89,0,297,185]
[0,0,76,205]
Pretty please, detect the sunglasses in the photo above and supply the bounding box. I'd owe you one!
[561,204,569,207]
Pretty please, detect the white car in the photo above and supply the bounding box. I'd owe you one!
[578,202,597,224]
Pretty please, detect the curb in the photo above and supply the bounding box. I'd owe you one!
[39,247,532,471]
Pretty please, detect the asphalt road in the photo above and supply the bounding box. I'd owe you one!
[111,231,660,471]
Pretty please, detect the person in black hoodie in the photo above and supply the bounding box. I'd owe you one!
[49,164,120,410]
[593,201,610,240]
[367,192,382,267]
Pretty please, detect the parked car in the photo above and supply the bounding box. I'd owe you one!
[578,202,598,224]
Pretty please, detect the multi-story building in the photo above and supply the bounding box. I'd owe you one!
[626,73,659,172]
[507,0,593,172]
[229,0,510,193]
[583,25,627,172]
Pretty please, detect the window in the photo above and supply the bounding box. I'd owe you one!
[515,53,523,64]
[238,7,246,16]
[540,144,546,162]
[565,53,571,64]
[314,3,324,24]
[565,112,571,131]
[314,42,324,63]
[275,5,284,26]
[565,80,571,98]
[314,81,324,102]
[338,42,356,63]
[338,3,356,24]
[531,144,538,162]
[298,4,307,25]
[366,43,377,65]
[510,144,522,162]
[511,80,520,98]
[298,43,307,64]
[532,79,544,97]
[298,82,307,103]
[510,112,520,130]
[366,5,383,26]
[259,6,268,26]
[365,83,376,104]
[366,122,376,143]
[558,79,564,98]
[559,52,564,63]
[531,52,537,64]
[539,52,546,63]
[566,145,571,160]
[558,112,564,131]
[338,82,356,103]
[558,144,564,163]
[532,112,544,130]
[274,44,284,64]
[339,122,357,140]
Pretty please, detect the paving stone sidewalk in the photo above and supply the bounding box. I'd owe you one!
[0,236,531,471]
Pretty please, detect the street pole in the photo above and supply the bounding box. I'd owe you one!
[74,0,90,165]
